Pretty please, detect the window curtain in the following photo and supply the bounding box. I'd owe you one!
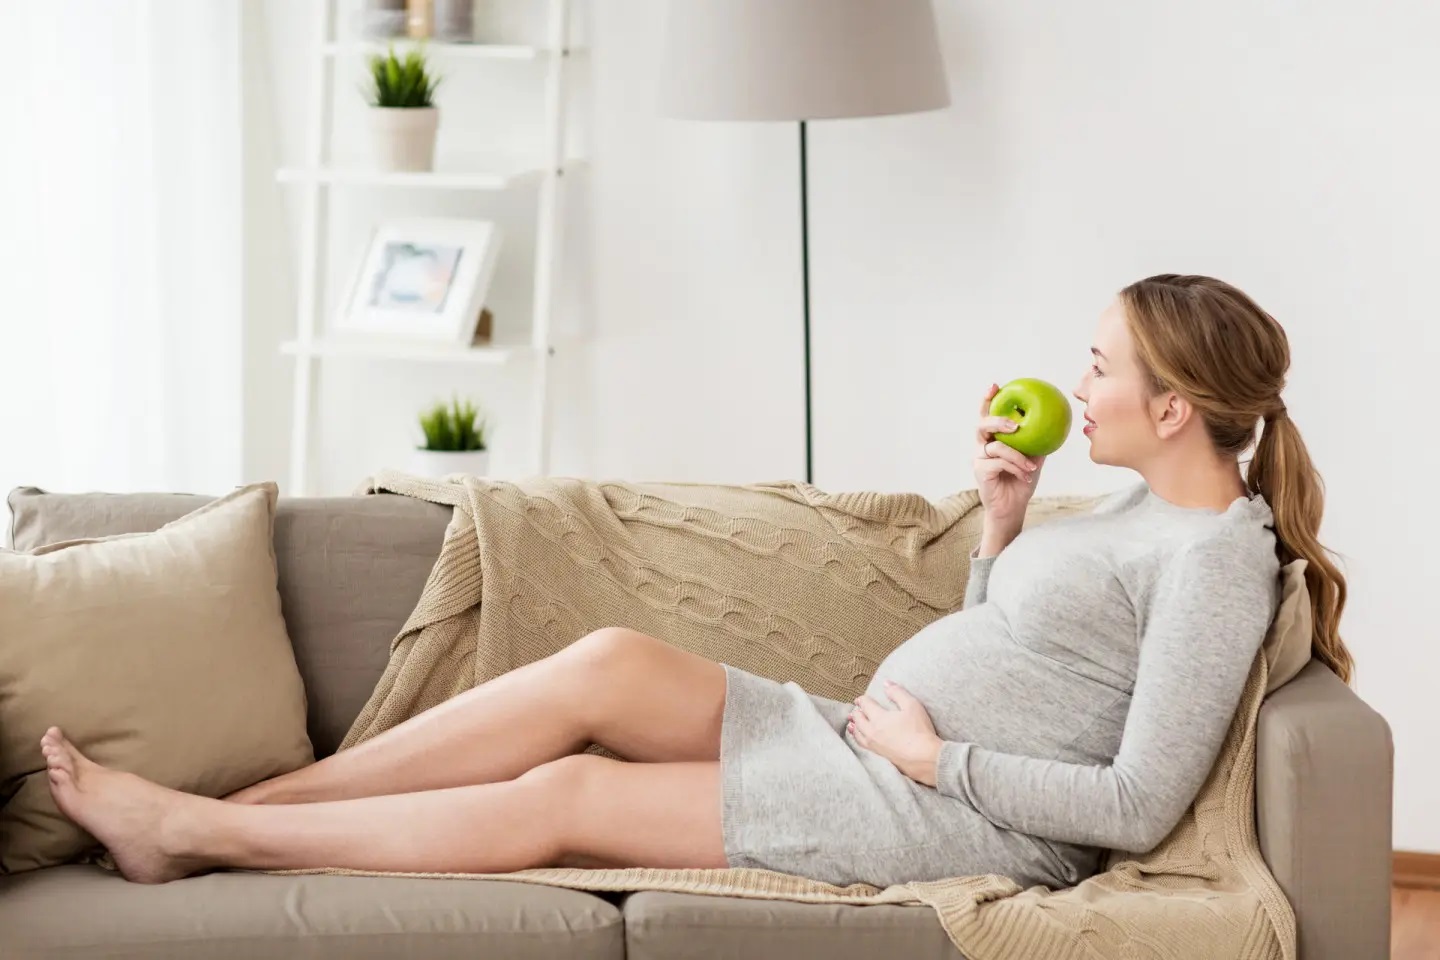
[1,0,242,538]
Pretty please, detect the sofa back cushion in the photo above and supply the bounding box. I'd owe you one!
[7,487,451,759]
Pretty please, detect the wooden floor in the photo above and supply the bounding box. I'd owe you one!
[1394,886,1440,959]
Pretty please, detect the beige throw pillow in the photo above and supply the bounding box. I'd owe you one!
[1263,558,1314,695]
[0,481,315,874]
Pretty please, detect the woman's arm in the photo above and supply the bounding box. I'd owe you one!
[937,530,1280,852]
[963,515,1023,610]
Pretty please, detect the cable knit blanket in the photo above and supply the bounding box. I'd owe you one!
[250,470,1297,960]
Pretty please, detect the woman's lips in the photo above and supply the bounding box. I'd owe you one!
[1083,419,1096,436]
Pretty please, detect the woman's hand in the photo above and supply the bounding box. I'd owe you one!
[975,382,1045,528]
[848,681,944,788]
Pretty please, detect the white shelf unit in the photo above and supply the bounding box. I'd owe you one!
[275,165,540,190]
[278,0,574,495]
[323,40,549,61]
[280,337,524,364]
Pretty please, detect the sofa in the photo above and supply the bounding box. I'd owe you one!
[1,485,1394,960]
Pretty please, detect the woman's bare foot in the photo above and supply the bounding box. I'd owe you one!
[40,727,211,884]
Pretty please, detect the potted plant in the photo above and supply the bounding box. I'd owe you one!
[363,45,442,172]
[410,395,491,478]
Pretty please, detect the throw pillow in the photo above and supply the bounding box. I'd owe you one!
[0,481,315,874]
[1263,558,1313,695]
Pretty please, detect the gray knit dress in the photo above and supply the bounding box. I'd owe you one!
[717,480,1282,890]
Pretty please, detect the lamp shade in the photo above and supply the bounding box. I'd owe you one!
[658,0,950,122]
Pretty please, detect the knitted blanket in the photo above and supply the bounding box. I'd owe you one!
[250,470,1297,960]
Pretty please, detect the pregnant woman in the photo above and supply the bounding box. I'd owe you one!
[40,273,1352,887]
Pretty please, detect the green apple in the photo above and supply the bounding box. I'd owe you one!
[989,377,1073,457]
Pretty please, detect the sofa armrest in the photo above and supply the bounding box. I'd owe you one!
[1256,658,1393,960]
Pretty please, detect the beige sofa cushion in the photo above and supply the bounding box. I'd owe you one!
[1264,557,1314,695]
[0,482,314,874]
[6,487,452,759]
[0,864,626,960]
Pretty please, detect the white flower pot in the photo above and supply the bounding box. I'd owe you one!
[370,106,439,172]
[409,448,490,479]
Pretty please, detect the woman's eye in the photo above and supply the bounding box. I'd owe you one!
[1091,363,1103,377]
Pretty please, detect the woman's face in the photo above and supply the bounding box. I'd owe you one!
[1072,298,1157,467]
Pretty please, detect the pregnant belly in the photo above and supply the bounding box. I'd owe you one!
[865,608,1098,755]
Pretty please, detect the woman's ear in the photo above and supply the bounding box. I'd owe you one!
[1153,391,1192,439]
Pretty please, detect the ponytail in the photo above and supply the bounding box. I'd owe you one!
[1247,411,1354,684]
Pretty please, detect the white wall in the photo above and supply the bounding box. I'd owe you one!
[250,1,1439,851]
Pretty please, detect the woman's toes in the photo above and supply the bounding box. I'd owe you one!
[40,733,80,779]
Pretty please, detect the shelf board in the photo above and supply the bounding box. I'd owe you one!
[281,337,528,364]
[276,164,539,190]
[324,40,550,61]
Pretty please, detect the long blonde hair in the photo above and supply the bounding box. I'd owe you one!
[1118,274,1354,685]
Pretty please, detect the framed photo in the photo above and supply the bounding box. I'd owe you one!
[335,218,503,344]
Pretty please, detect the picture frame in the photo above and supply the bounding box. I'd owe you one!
[335,218,503,344]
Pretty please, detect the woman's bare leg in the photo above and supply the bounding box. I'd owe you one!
[225,628,728,804]
[41,728,726,884]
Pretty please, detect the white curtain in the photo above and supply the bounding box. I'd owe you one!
[1,0,242,538]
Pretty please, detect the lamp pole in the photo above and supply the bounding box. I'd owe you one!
[799,120,813,484]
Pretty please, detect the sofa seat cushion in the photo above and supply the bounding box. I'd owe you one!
[621,890,966,960]
[0,865,625,960]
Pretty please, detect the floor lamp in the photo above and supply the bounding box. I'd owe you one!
[658,0,950,484]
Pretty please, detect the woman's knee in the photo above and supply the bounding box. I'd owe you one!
[568,627,653,670]
[518,753,618,798]
[519,754,619,852]
[529,755,728,870]
[501,755,599,865]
